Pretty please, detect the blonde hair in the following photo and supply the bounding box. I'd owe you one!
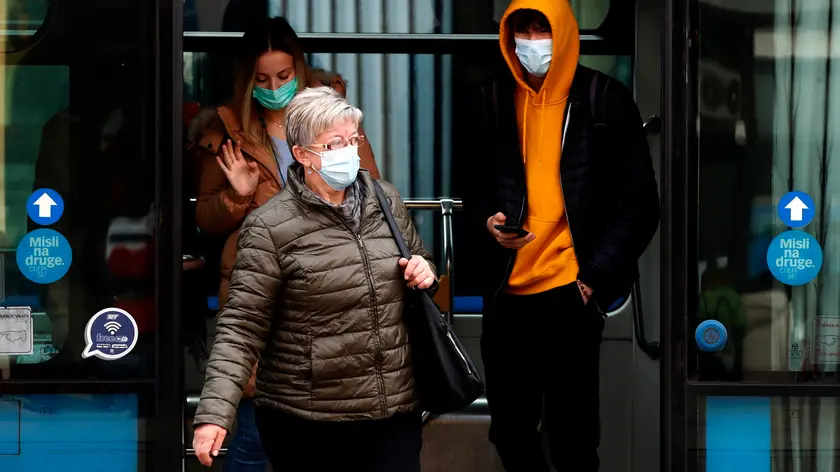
[231,17,312,149]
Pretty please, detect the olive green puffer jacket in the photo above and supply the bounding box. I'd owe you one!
[194,166,435,430]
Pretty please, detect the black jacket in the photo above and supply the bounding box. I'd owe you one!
[463,65,660,310]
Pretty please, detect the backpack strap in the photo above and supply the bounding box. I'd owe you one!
[589,71,611,129]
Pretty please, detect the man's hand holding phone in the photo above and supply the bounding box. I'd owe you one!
[487,212,535,250]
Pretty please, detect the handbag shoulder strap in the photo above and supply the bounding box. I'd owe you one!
[372,181,412,259]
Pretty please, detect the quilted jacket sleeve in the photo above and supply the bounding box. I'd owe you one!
[193,213,281,432]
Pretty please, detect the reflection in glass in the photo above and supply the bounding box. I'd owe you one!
[0,65,69,371]
[696,0,840,379]
[0,2,158,381]
[1,0,50,53]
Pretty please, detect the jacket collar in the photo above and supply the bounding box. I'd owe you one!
[287,162,377,213]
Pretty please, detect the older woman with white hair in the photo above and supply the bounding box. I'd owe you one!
[192,86,436,471]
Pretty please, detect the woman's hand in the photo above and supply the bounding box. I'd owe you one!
[399,255,436,290]
[216,139,259,196]
[193,423,227,467]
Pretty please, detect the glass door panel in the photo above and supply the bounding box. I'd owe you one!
[693,0,840,384]
[682,1,840,472]
[0,1,177,470]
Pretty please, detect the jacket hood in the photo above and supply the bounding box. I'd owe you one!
[499,0,580,104]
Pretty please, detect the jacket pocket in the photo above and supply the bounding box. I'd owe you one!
[310,337,374,384]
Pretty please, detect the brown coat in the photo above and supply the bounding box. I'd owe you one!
[194,169,433,430]
[193,105,381,308]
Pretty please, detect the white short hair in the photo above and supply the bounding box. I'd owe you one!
[284,86,363,148]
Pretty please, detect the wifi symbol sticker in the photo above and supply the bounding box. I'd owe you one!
[104,321,122,334]
[81,307,139,361]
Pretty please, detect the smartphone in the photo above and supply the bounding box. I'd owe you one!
[494,225,529,238]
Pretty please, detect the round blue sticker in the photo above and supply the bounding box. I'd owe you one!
[26,188,64,226]
[16,228,72,284]
[82,308,138,360]
[766,230,822,285]
[695,319,728,352]
[778,191,815,228]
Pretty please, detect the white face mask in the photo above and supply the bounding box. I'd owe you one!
[514,38,553,77]
[308,145,361,191]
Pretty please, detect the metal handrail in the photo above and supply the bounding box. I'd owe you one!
[439,199,455,324]
[632,282,660,360]
[404,198,462,325]
[183,31,607,42]
[186,196,462,316]
[403,199,463,209]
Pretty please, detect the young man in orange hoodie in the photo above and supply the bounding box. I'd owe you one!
[463,1,660,471]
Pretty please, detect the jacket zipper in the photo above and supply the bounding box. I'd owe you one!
[559,102,578,262]
[559,104,604,315]
[354,232,388,415]
[492,195,526,301]
[297,192,388,415]
[347,200,388,414]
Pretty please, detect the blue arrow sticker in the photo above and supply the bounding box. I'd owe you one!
[766,230,822,286]
[778,191,815,228]
[696,319,728,352]
[26,188,64,226]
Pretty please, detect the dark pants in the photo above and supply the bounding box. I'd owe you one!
[255,407,422,472]
[481,282,605,472]
[224,398,268,472]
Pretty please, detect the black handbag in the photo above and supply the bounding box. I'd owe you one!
[372,181,485,414]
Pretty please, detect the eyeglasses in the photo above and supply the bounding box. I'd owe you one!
[309,135,365,151]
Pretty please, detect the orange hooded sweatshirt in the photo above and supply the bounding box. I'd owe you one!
[500,0,581,295]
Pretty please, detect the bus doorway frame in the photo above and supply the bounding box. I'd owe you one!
[156,0,186,470]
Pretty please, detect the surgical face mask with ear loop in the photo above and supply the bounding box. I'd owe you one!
[308,145,361,191]
[514,38,553,77]
[252,76,298,110]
